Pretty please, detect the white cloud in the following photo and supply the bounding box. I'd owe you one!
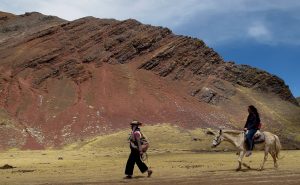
[247,22,272,43]
[1,0,202,26]
[37,0,86,21]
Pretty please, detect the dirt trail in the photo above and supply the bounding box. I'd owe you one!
[56,171,300,185]
[0,150,299,185]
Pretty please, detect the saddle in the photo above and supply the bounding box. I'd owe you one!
[253,130,265,144]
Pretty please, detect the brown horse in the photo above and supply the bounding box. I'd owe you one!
[208,129,281,171]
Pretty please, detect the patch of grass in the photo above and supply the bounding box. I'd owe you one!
[0,149,300,185]
[65,124,234,153]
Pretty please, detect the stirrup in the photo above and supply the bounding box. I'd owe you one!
[245,151,252,157]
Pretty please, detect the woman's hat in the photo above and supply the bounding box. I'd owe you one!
[130,120,142,125]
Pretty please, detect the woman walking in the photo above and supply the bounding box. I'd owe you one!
[125,120,152,179]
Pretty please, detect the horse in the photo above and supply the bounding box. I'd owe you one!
[207,129,281,171]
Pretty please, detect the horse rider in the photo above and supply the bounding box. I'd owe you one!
[244,105,261,157]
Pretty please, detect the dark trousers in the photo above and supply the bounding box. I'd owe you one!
[125,148,148,176]
[245,129,257,151]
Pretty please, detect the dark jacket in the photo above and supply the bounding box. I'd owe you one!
[244,113,260,130]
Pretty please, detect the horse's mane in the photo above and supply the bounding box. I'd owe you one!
[222,130,244,135]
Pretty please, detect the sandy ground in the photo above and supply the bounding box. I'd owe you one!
[0,150,300,185]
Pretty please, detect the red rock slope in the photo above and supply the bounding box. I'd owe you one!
[0,12,299,149]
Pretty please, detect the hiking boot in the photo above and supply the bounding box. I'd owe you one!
[245,151,252,157]
[147,169,153,177]
[124,175,132,179]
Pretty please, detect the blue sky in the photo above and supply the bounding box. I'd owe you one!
[1,0,299,97]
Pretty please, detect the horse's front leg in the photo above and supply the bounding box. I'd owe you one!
[236,150,245,171]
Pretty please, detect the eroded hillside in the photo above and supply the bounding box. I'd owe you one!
[0,11,299,149]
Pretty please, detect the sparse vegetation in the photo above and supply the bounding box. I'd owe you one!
[1,124,300,184]
[0,148,299,184]
[65,124,234,152]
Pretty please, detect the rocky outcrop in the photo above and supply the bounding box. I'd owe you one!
[1,12,296,105]
[0,11,299,149]
[0,11,65,40]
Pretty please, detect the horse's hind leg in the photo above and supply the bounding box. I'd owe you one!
[270,151,278,168]
[258,147,269,171]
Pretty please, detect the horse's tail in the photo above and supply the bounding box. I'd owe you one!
[274,135,281,160]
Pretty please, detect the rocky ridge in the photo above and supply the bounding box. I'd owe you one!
[0,12,299,149]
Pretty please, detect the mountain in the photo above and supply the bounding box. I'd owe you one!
[297,97,300,104]
[0,11,299,150]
